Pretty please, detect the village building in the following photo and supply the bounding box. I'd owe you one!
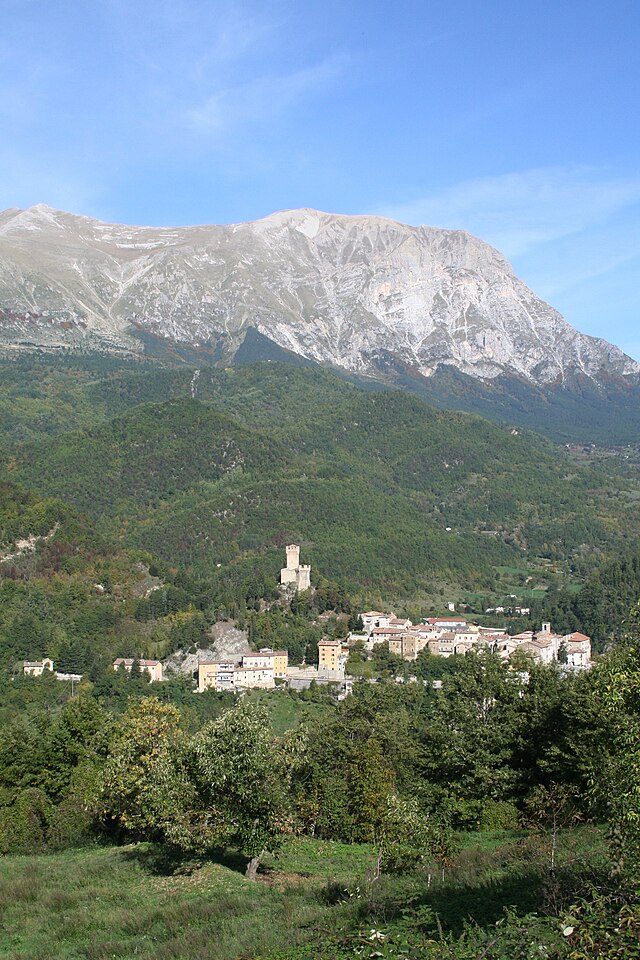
[22,657,54,677]
[366,625,406,651]
[430,615,469,630]
[402,630,432,660]
[197,647,289,693]
[243,648,289,678]
[234,665,275,689]
[198,659,236,692]
[113,658,164,682]
[519,637,556,665]
[317,638,347,677]
[352,609,592,670]
[561,632,592,668]
[197,654,276,693]
[22,658,83,683]
[347,631,370,648]
[360,611,394,632]
[388,635,403,657]
[280,544,311,592]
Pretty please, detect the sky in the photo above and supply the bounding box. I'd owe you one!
[1,0,638,358]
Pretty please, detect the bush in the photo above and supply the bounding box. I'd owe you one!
[46,763,100,850]
[479,800,520,832]
[0,788,52,854]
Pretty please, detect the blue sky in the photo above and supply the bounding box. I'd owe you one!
[1,0,638,358]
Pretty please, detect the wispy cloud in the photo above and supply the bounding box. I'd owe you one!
[377,167,640,257]
[102,0,272,77]
[186,56,344,133]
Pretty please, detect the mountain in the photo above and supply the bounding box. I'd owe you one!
[1,205,637,388]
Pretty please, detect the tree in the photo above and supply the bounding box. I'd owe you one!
[371,644,404,678]
[99,698,186,838]
[590,609,640,878]
[0,787,52,854]
[371,794,453,880]
[188,704,305,879]
[417,650,522,825]
[39,694,108,799]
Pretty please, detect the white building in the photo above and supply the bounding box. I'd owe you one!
[23,657,54,677]
[360,611,394,632]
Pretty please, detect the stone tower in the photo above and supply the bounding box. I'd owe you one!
[286,544,300,571]
[280,544,311,591]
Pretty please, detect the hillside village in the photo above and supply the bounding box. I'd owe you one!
[22,544,592,696]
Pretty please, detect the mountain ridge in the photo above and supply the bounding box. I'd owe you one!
[1,203,637,387]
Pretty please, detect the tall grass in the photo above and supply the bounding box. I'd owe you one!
[0,829,607,960]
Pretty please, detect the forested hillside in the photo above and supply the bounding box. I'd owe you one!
[537,548,640,647]
[3,359,638,604]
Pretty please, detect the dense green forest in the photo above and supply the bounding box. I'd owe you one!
[382,358,640,445]
[1,355,638,607]
[537,548,640,647]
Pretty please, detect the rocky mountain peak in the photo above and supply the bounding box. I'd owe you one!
[0,205,637,384]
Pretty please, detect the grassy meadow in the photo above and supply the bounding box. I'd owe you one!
[0,829,607,960]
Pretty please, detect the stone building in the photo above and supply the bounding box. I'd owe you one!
[280,544,311,591]
[23,657,54,677]
[197,652,280,692]
[113,658,164,682]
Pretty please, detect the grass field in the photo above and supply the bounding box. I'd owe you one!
[0,830,607,960]
[242,689,334,736]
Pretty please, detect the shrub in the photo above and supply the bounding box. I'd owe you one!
[0,788,52,854]
[479,800,520,832]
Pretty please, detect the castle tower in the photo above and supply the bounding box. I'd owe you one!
[297,565,311,591]
[280,544,311,591]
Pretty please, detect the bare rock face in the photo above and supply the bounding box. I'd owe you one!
[163,621,250,677]
[0,204,637,384]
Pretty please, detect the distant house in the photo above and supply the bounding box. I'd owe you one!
[361,611,394,632]
[243,648,289,679]
[23,657,54,677]
[561,632,592,669]
[431,616,468,630]
[198,660,236,692]
[317,638,346,677]
[22,658,82,683]
[113,658,164,682]
[234,665,275,689]
[367,626,406,651]
[197,649,287,693]
[431,631,456,657]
